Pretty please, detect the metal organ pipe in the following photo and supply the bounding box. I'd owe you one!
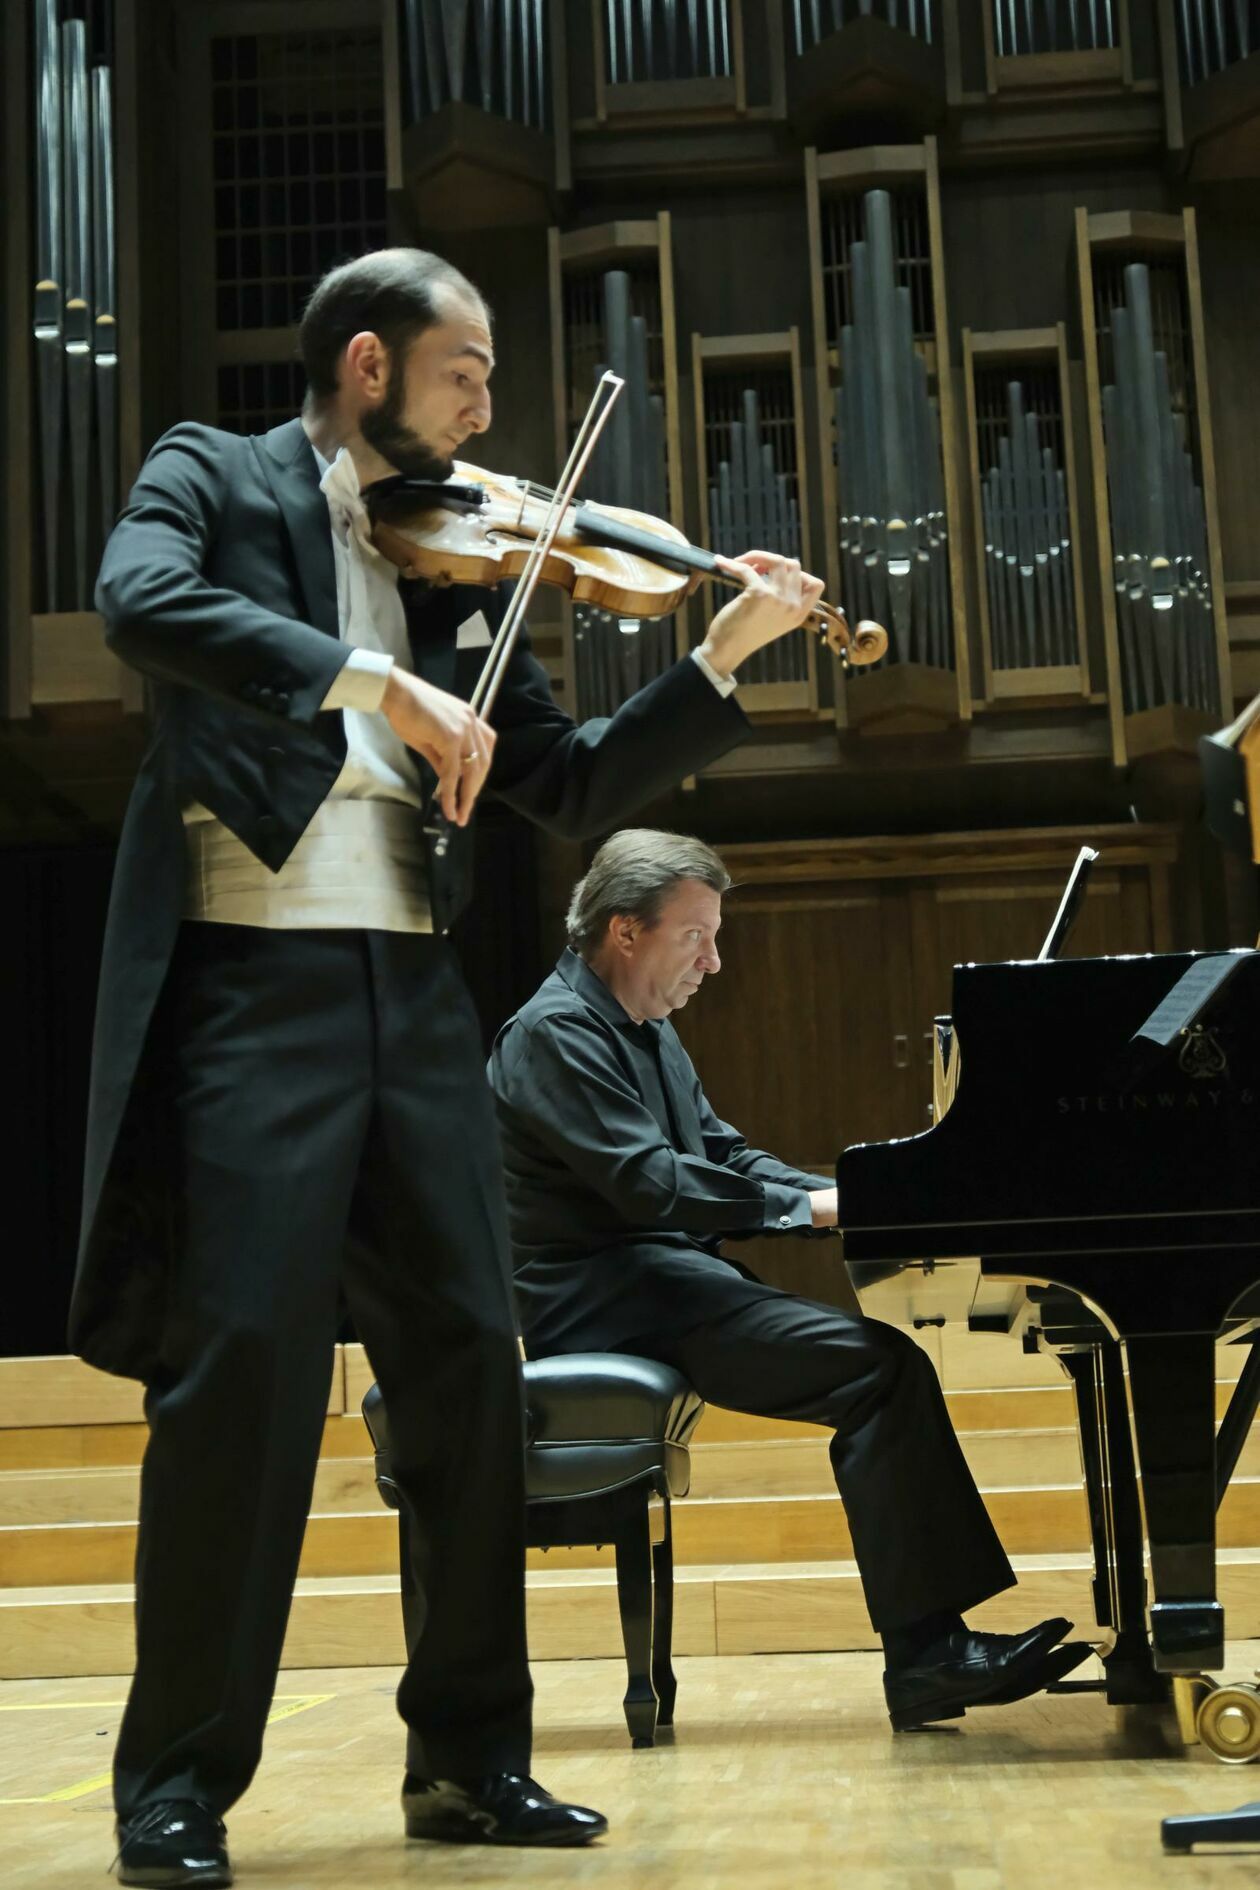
[30,0,119,613]
[834,189,950,670]
[571,272,675,719]
[1100,264,1217,715]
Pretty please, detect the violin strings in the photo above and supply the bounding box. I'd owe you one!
[473,370,626,719]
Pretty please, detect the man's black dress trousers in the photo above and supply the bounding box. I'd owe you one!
[592,1280,1016,1633]
[114,921,532,1817]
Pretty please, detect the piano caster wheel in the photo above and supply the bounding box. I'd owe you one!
[1196,1685,1260,1765]
[1173,1674,1217,1746]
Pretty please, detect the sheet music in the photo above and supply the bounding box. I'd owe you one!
[1131,951,1255,1048]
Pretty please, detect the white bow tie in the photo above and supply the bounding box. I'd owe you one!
[319,448,372,545]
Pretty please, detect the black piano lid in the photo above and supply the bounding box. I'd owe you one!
[837,949,1260,1260]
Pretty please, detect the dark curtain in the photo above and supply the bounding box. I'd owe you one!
[1,844,115,1356]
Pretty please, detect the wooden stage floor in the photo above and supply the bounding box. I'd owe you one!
[5,1648,1260,1887]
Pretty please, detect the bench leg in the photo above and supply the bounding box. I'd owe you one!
[614,1501,659,1749]
[651,1500,677,1727]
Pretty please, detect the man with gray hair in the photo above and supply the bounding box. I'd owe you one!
[488,829,1091,1736]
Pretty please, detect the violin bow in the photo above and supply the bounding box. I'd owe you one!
[420,372,626,933]
[471,369,626,717]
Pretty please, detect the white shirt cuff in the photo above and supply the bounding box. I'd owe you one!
[321,646,394,713]
[690,646,737,698]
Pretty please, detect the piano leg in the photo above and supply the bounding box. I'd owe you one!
[1062,1341,1166,1704]
[1125,1332,1224,1673]
[1061,1349,1116,1635]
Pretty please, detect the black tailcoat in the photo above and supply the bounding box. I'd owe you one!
[74,419,747,1381]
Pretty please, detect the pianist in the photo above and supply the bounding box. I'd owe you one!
[488,828,1092,1732]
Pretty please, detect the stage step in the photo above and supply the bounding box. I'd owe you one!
[0,1422,1154,1525]
[5,1549,1260,1681]
[5,1351,1258,1681]
[6,1472,1260,1588]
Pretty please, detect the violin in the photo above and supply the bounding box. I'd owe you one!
[379,372,886,939]
[366,463,888,669]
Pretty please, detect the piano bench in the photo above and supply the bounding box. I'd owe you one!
[361,1353,705,1749]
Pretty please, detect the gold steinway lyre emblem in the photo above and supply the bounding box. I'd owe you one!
[1178,1025,1228,1082]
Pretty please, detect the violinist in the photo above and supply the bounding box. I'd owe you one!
[76,245,826,1888]
[489,828,1095,1738]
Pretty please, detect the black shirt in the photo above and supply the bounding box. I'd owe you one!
[488,949,828,1267]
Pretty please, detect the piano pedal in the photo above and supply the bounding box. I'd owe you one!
[1045,1678,1108,1694]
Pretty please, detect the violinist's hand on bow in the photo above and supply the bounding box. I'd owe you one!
[697,550,827,681]
[380,668,496,826]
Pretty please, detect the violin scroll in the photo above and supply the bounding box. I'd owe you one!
[812,599,888,668]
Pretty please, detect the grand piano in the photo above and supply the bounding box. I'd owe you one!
[837,938,1260,1757]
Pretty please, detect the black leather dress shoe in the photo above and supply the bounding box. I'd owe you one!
[113,1800,232,1887]
[981,1638,1094,1706]
[884,1615,1090,1731]
[402,1772,607,1846]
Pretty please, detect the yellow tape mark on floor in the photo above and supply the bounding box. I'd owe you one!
[0,1695,336,1805]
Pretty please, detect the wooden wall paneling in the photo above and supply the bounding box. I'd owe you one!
[713,826,1180,888]
[988,46,1127,98]
[1182,207,1235,724]
[671,877,923,1169]
[679,823,1180,1149]
[4,0,33,718]
[907,866,1154,1031]
[691,331,817,713]
[1074,206,1127,768]
[925,137,972,723]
